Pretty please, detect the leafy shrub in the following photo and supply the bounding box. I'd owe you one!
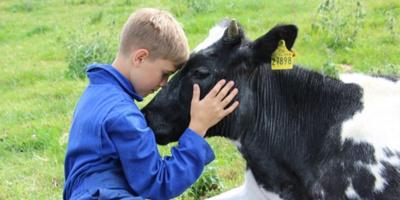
[322,60,340,78]
[90,12,103,24]
[170,0,213,17]
[183,166,221,199]
[370,64,400,76]
[311,0,365,49]
[27,25,51,37]
[63,21,118,79]
[8,1,37,12]
[384,9,399,43]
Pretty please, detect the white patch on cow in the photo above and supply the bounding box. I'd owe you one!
[206,170,282,200]
[366,162,387,191]
[192,21,228,53]
[345,178,361,199]
[339,74,400,194]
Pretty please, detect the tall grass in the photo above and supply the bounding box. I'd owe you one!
[63,20,118,79]
[0,0,399,199]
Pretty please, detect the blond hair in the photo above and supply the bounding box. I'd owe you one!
[118,8,189,67]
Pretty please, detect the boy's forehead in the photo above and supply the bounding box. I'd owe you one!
[160,59,179,71]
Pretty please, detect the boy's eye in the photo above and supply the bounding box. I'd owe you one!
[163,72,171,78]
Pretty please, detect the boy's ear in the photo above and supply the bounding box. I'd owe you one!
[133,49,149,67]
[251,24,298,64]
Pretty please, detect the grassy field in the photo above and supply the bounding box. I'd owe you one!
[0,0,399,199]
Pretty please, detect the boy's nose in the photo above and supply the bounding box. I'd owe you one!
[160,79,168,88]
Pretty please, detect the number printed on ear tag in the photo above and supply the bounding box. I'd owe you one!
[271,40,295,70]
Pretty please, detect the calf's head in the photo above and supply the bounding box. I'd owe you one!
[142,19,298,145]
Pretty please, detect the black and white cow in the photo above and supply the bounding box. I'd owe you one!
[141,19,400,199]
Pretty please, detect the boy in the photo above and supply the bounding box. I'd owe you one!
[63,8,239,200]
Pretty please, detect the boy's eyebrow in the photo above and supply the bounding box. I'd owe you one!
[170,68,180,74]
[164,70,176,76]
[166,69,176,74]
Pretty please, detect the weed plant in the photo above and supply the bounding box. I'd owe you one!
[63,20,118,79]
[384,9,399,43]
[312,0,365,49]
[170,0,213,17]
[183,166,221,199]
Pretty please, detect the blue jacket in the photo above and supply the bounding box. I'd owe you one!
[63,64,215,200]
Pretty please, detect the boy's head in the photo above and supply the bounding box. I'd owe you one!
[118,8,189,68]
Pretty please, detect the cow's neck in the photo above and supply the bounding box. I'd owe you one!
[233,65,363,194]
[245,65,363,144]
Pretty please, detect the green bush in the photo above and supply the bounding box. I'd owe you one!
[183,166,222,200]
[27,25,51,37]
[311,0,365,49]
[384,9,399,43]
[63,20,118,79]
[170,0,213,17]
[8,1,37,12]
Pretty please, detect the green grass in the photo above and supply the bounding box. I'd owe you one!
[0,0,399,199]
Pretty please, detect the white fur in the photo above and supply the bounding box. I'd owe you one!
[206,170,282,200]
[192,21,227,53]
[339,74,400,194]
[345,178,361,199]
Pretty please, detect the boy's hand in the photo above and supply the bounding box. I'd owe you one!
[189,80,239,137]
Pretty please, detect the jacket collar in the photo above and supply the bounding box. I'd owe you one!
[86,64,143,102]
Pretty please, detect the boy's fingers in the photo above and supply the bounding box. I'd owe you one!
[192,84,200,102]
[222,88,238,106]
[207,80,226,98]
[215,81,235,101]
[224,101,239,114]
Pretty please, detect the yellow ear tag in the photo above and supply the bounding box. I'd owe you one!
[271,40,294,70]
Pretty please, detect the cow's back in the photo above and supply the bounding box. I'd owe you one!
[314,74,400,199]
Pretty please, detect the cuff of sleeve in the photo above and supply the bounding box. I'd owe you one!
[179,128,215,165]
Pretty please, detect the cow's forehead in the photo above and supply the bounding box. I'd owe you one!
[192,21,229,53]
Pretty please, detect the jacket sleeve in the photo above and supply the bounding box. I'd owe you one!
[106,102,215,200]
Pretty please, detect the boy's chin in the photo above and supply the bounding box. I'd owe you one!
[142,92,152,98]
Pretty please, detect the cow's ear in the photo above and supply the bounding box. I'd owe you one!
[251,24,298,63]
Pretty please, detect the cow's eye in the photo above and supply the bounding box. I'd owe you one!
[193,68,211,79]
